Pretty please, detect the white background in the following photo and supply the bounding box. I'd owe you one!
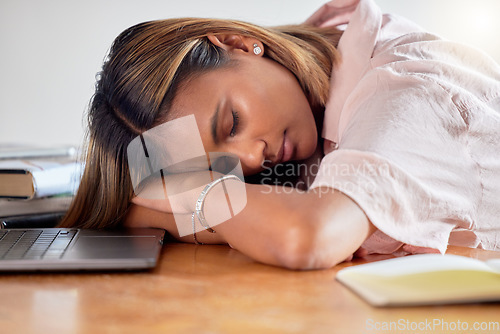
[1,0,499,148]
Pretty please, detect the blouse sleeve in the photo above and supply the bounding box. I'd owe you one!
[310,149,457,254]
[309,72,482,254]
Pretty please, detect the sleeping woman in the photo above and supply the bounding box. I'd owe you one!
[59,0,500,269]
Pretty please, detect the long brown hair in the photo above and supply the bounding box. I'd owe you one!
[59,18,342,229]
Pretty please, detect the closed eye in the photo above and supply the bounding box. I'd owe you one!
[230,110,240,137]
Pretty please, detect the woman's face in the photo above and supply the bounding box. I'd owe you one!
[169,52,318,176]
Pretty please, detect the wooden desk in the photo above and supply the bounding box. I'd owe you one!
[1,244,499,334]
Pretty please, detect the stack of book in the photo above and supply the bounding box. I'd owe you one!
[0,145,82,229]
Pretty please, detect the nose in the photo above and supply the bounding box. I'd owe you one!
[236,139,267,174]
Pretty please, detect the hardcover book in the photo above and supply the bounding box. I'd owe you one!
[0,160,82,199]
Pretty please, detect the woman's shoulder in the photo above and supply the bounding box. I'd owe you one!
[333,72,468,173]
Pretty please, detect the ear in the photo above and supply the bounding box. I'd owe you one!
[207,34,264,57]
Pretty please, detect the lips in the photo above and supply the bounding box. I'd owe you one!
[282,132,294,163]
[274,131,294,164]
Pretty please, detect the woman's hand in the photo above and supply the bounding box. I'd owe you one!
[131,169,223,214]
[131,153,242,214]
[124,204,228,244]
[131,168,248,239]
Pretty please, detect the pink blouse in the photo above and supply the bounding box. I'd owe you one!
[307,0,500,254]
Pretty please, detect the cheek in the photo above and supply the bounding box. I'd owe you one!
[298,130,318,160]
[296,111,319,159]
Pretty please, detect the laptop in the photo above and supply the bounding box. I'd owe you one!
[0,227,165,272]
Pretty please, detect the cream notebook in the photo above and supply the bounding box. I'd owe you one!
[336,254,500,307]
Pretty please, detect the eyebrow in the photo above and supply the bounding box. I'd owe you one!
[211,102,221,145]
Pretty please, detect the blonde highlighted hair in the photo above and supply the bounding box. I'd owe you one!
[59,17,342,229]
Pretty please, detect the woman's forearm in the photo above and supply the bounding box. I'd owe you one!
[213,183,374,269]
[127,179,374,269]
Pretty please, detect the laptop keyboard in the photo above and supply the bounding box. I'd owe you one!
[0,229,77,260]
